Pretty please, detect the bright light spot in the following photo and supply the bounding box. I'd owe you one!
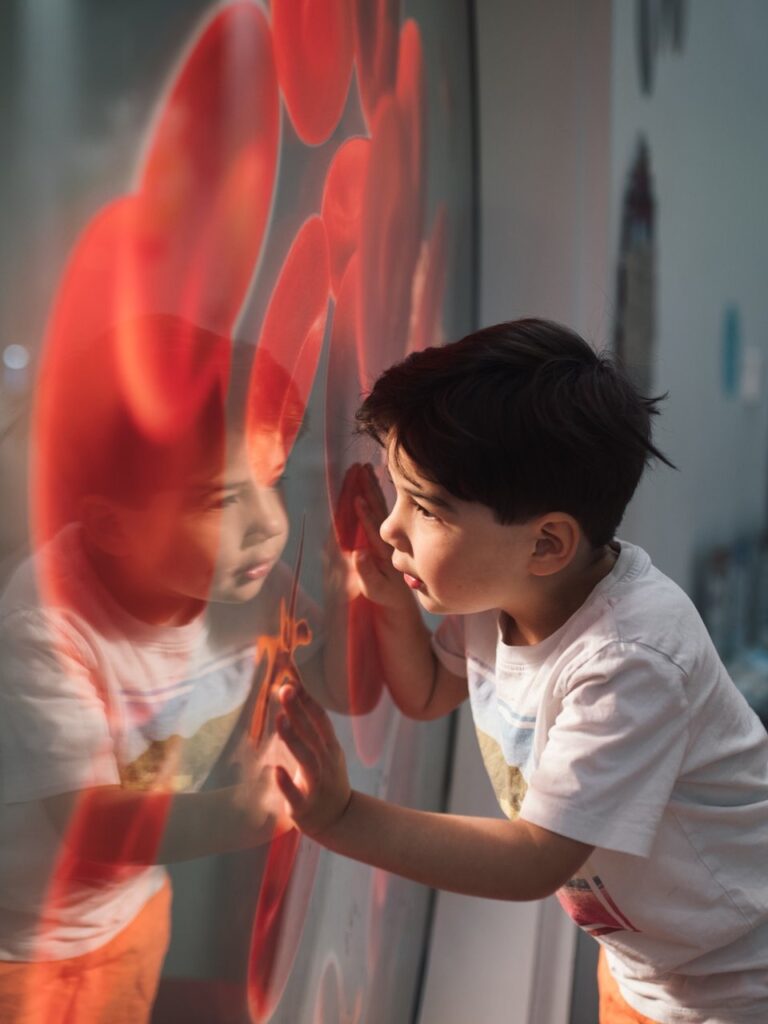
[3,344,29,371]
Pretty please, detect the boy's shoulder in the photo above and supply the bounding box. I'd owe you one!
[455,540,712,679]
[595,540,710,672]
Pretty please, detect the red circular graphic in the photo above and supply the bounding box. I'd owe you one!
[138,1,279,334]
[353,0,401,127]
[357,20,426,385]
[407,203,448,355]
[272,0,354,145]
[248,215,330,484]
[321,138,370,298]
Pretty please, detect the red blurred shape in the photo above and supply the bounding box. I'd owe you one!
[33,199,128,551]
[407,204,448,354]
[325,257,364,548]
[321,138,371,298]
[138,0,279,333]
[114,301,231,444]
[32,209,231,608]
[325,259,395,765]
[247,828,320,1022]
[357,20,426,385]
[272,0,354,145]
[247,216,330,486]
[34,789,172,968]
[50,791,172,893]
[354,0,401,127]
[395,19,426,226]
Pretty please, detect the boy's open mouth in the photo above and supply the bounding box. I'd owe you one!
[403,573,424,591]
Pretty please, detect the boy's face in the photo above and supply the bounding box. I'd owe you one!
[379,437,536,616]
[117,434,289,613]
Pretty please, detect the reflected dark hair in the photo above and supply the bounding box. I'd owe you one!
[51,315,229,517]
[355,318,675,547]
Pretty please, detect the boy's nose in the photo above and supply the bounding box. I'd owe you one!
[243,487,285,543]
[379,507,407,552]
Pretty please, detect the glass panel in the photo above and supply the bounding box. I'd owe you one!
[0,2,475,1021]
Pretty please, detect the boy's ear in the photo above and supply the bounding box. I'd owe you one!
[528,515,581,576]
[80,496,132,557]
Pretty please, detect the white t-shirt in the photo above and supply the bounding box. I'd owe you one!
[0,526,319,960]
[433,540,768,1024]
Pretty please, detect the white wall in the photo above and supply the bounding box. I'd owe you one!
[421,3,768,1022]
[418,3,611,1022]
[613,0,768,589]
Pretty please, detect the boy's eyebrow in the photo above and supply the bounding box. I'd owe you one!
[398,470,455,511]
[190,479,250,495]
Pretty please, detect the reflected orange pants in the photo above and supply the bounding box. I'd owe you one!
[598,949,660,1024]
[0,880,170,1024]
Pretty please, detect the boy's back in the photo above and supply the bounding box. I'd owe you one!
[434,537,768,1020]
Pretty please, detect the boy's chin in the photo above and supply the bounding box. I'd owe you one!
[209,577,268,604]
[415,589,447,614]
[415,589,480,617]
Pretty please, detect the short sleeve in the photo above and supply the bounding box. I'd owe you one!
[520,642,689,857]
[431,615,467,678]
[0,611,119,803]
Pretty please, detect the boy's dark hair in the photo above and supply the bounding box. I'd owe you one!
[355,318,675,548]
[37,314,307,536]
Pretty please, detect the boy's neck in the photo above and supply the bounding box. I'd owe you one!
[501,542,618,647]
[83,538,204,628]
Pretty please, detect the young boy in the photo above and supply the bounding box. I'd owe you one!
[0,315,334,1023]
[274,319,768,1024]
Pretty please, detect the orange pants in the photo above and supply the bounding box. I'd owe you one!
[0,881,171,1024]
[598,948,661,1024]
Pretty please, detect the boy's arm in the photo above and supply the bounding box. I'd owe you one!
[42,739,291,865]
[276,685,593,900]
[351,463,468,720]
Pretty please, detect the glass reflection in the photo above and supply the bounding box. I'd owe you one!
[0,2,473,1021]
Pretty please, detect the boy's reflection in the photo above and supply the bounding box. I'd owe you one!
[0,317,316,1023]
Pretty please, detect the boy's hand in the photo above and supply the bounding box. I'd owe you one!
[352,463,414,612]
[231,729,295,838]
[274,684,352,839]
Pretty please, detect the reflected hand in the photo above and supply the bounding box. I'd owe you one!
[233,728,296,839]
[353,463,413,611]
[274,684,352,839]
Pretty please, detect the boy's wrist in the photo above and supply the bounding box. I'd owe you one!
[312,787,356,848]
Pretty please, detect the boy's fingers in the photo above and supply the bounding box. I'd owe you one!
[353,496,390,554]
[281,683,339,754]
[279,686,328,754]
[293,684,340,749]
[353,548,387,590]
[277,713,320,778]
[275,765,305,814]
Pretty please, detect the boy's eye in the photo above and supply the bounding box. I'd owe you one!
[207,493,238,510]
[413,500,437,520]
